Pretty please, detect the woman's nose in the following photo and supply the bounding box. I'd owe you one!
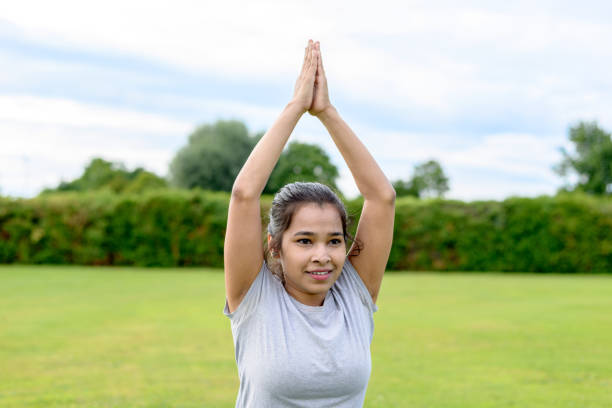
[312,244,331,263]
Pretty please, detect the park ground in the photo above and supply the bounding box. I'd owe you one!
[1,265,611,407]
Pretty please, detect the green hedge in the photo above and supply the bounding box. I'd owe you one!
[1,190,611,272]
[390,193,612,272]
[0,190,229,267]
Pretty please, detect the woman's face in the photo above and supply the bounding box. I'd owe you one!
[277,202,347,306]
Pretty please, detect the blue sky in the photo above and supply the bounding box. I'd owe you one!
[2,0,611,200]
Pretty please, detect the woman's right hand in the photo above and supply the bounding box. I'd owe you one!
[291,40,318,113]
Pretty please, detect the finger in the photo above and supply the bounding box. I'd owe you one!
[305,40,314,71]
[307,54,317,84]
[300,46,308,73]
[308,49,318,79]
[300,41,310,75]
[317,42,326,76]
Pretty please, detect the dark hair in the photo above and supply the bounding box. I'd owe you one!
[264,182,362,283]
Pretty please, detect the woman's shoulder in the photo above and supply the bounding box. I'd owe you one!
[224,261,283,321]
[334,258,378,313]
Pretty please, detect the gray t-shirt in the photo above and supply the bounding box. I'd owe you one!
[224,259,378,407]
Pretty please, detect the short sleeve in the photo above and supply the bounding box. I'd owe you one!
[336,259,378,314]
[223,262,275,325]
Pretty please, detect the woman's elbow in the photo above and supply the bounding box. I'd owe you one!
[382,184,396,205]
[231,183,259,202]
[364,184,395,205]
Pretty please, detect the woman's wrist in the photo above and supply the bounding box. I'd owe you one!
[286,99,309,116]
[315,105,338,122]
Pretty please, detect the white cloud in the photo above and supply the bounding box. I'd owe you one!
[3,0,612,122]
[1,1,609,199]
[0,95,192,196]
[443,133,562,179]
[0,93,570,200]
[0,93,330,197]
[331,118,569,200]
[0,95,190,134]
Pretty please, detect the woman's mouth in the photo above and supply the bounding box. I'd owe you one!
[307,270,332,280]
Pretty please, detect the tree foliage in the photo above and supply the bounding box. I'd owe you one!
[170,120,339,194]
[554,121,612,195]
[393,159,449,198]
[265,141,339,194]
[4,191,612,272]
[170,120,259,192]
[42,158,167,194]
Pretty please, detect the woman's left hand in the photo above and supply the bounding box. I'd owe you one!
[308,42,333,117]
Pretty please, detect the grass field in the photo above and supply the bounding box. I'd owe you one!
[1,266,611,407]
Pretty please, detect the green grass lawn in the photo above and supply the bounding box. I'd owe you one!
[1,266,611,407]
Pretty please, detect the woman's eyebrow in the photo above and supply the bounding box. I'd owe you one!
[293,231,343,236]
[294,231,314,236]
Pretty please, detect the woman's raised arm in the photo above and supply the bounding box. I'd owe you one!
[224,40,319,312]
[311,42,395,304]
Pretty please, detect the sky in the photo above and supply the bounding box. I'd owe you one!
[2,0,612,201]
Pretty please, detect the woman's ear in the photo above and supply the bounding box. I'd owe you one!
[268,234,280,258]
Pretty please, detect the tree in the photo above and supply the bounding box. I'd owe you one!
[392,179,420,198]
[265,141,339,194]
[123,171,169,194]
[170,120,259,191]
[170,120,340,194]
[57,158,123,192]
[42,158,167,194]
[554,121,612,195]
[393,159,449,198]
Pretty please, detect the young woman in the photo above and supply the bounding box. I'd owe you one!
[224,39,396,407]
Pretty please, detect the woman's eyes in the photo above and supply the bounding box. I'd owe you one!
[296,238,343,245]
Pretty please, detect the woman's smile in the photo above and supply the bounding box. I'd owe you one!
[307,269,333,280]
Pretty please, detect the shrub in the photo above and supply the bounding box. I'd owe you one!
[1,191,610,272]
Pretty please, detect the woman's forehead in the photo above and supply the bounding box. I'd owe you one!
[288,203,342,231]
